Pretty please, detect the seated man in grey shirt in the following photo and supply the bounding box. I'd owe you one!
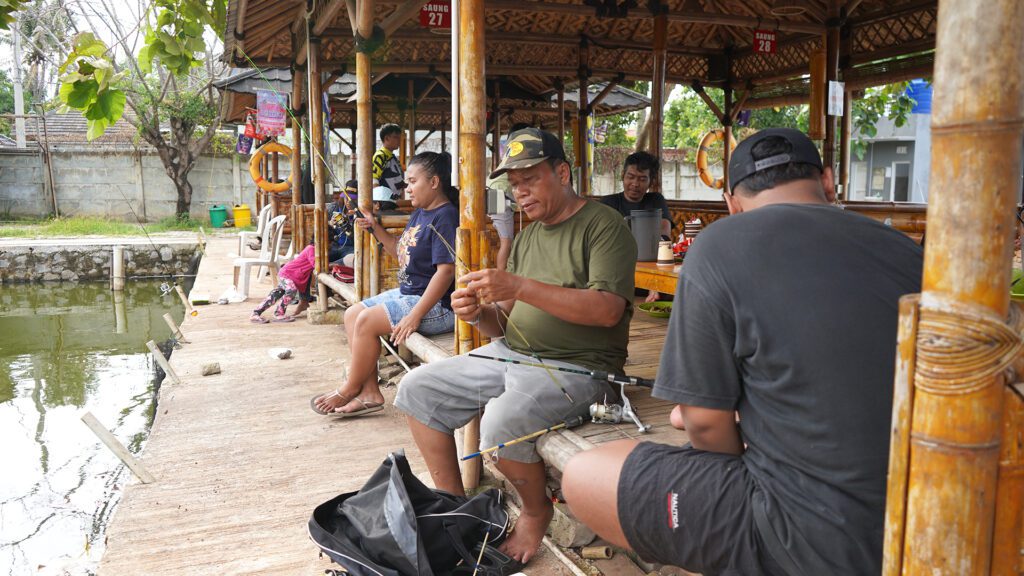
[561,128,923,576]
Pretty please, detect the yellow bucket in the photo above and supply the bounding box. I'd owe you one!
[233,204,252,228]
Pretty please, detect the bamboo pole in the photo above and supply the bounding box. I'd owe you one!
[884,1,1024,574]
[81,412,156,484]
[556,82,565,143]
[722,87,732,194]
[649,13,667,187]
[111,246,125,291]
[823,1,841,173]
[355,0,375,300]
[307,27,328,277]
[162,313,186,342]
[577,37,590,197]
[146,339,180,385]
[291,62,304,206]
[491,80,501,171]
[458,0,486,490]
[991,384,1024,574]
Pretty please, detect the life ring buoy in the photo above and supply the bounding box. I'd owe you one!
[249,142,293,193]
[696,130,738,190]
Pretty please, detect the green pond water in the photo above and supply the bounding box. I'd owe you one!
[0,281,188,575]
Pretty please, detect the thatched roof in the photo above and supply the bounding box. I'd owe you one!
[223,0,936,108]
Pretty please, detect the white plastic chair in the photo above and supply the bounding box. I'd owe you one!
[236,204,274,258]
[233,214,287,299]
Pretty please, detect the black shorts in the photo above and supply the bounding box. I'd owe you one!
[617,442,787,576]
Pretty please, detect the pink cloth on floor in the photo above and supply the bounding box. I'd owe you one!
[279,245,316,293]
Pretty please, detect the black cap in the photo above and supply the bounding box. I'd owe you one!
[490,128,567,179]
[728,128,823,193]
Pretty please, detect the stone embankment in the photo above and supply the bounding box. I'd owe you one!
[0,236,201,283]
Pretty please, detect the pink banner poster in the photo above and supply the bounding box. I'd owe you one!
[256,89,287,138]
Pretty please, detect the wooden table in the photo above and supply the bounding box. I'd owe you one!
[635,261,681,295]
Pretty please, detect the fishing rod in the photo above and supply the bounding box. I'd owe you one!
[469,353,655,433]
[467,353,655,388]
[427,223,573,402]
[461,416,585,461]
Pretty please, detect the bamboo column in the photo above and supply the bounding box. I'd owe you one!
[355,0,375,301]
[307,29,329,303]
[491,80,501,171]
[577,37,590,197]
[822,0,840,172]
[291,62,304,206]
[882,1,1024,574]
[457,0,486,489]
[649,12,667,190]
[556,81,565,143]
[722,86,732,193]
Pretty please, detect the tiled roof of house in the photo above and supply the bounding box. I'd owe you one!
[18,112,143,147]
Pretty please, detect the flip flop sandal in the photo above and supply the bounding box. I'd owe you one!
[310,390,349,416]
[327,397,385,418]
[250,315,269,324]
[273,315,295,323]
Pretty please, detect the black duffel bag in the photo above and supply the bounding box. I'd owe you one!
[309,450,512,576]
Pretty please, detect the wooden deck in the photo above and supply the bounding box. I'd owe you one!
[98,236,577,576]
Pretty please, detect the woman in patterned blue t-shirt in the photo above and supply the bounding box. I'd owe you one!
[312,152,458,417]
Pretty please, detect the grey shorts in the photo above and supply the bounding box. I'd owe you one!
[618,442,787,576]
[394,340,612,463]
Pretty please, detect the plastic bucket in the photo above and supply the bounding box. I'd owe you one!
[209,205,228,228]
[233,204,252,228]
[625,209,660,262]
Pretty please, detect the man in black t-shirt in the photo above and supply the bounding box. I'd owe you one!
[562,128,923,576]
[599,151,672,302]
[598,151,672,238]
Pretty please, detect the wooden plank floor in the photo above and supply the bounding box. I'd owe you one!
[98,236,575,576]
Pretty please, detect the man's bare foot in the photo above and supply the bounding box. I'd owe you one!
[337,393,386,414]
[499,502,553,564]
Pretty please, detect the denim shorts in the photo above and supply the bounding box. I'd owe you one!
[361,288,455,335]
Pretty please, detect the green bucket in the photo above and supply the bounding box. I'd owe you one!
[209,205,228,228]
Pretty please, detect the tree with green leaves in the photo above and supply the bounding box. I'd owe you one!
[54,0,227,218]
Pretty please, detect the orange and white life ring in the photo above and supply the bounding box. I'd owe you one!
[249,141,293,193]
[696,130,738,190]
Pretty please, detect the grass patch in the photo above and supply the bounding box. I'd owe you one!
[0,215,230,238]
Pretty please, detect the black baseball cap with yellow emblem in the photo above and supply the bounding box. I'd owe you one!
[489,128,567,179]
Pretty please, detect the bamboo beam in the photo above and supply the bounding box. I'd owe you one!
[231,0,250,61]
[722,86,732,193]
[458,0,487,490]
[381,0,431,37]
[884,1,1024,575]
[417,78,439,105]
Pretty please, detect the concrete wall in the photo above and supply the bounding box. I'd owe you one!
[0,240,200,283]
[0,147,256,222]
[0,145,725,221]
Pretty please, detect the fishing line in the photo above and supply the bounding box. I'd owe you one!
[428,223,574,403]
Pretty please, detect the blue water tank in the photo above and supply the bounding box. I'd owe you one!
[906,79,932,114]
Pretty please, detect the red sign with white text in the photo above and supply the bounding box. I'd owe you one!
[420,1,451,29]
[753,29,777,54]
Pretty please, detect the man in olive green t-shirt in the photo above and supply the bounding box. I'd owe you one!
[395,128,636,566]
